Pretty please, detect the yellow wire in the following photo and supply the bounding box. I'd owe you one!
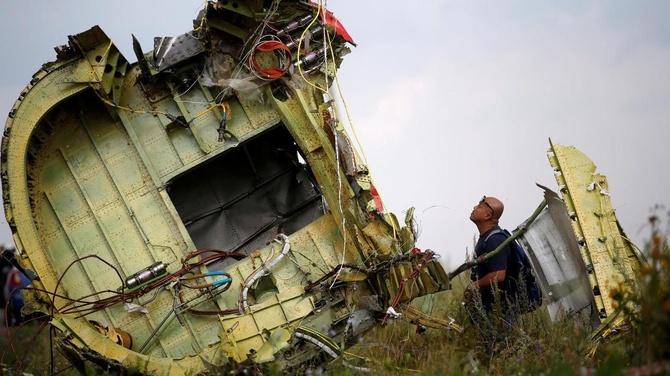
[295,1,391,218]
[84,39,168,118]
[322,14,391,215]
[96,83,227,125]
[328,54,367,166]
[190,103,226,122]
[83,23,229,129]
[92,69,227,124]
[193,0,209,34]
[297,1,354,289]
[87,40,114,84]
[296,1,332,100]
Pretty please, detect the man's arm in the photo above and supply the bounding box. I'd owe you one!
[472,269,506,290]
[464,233,509,300]
[463,269,507,302]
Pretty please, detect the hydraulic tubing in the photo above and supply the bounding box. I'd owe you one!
[240,234,290,312]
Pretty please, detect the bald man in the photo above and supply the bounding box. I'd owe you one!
[464,196,518,312]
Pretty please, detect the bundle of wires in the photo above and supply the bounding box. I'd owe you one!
[44,250,245,318]
[248,37,292,79]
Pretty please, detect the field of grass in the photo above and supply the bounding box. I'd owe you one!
[341,215,670,376]
[346,285,589,375]
[1,215,668,375]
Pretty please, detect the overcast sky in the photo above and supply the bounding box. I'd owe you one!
[1,1,668,269]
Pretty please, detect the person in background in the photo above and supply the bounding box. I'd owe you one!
[4,266,31,326]
[0,246,12,308]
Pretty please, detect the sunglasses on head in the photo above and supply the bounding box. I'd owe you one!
[480,196,494,216]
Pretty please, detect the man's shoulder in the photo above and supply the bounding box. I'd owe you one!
[482,226,505,241]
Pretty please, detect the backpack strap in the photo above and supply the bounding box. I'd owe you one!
[484,228,521,270]
[483,228,531,269]
[484,229,504,244]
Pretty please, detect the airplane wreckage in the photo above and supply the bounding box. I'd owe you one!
[1,0,643,374]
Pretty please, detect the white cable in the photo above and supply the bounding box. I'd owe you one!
[328,116,348,290]
[233,0,280,79]
[294,331,371,372]
[240,234,290,312]
[316,0,347,289]
[294,332,338,359]
[386,306,402,319]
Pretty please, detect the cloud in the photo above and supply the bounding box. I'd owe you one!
[334,1,670,267]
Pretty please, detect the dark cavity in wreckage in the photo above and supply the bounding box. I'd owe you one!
[1,0,642,374]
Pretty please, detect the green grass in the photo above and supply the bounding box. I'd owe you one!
[346,288,590,376]
[0,316,74,375]
[342,214,670,375]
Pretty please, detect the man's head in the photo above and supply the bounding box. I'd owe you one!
[470,195,504,226]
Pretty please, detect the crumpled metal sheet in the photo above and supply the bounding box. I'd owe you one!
[518,185,600,328]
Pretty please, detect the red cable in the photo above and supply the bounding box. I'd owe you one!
[250,40,292,79]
